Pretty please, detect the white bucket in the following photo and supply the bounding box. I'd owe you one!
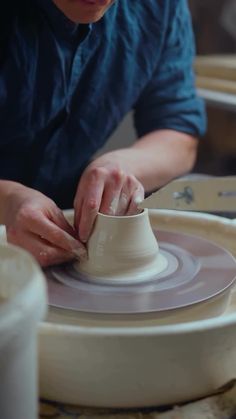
[0,243,47,419]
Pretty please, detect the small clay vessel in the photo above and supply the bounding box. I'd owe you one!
[75,209,167,284]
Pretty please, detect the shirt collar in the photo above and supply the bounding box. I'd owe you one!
[36,0,91,40]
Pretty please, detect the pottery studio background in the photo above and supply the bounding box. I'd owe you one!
[100,0,236,177]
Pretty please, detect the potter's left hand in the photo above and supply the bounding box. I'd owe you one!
[74,152,144,243]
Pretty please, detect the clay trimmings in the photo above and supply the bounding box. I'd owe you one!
[74,209,168,284]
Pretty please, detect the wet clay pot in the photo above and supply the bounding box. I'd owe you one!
[75,209,167,284]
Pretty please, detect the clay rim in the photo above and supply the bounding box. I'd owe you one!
[93,209,145,219]
[41,307,236,336]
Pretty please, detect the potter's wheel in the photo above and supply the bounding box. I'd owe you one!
[2,210,236,407]
[45,230,236,314]
[38,211,236,408]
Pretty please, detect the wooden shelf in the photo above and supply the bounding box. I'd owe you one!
[195,55,236,110]
[195,55,236,82]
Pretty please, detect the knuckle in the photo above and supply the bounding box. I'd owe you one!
[15,206,32,225]
[16,206,39,225]
[87,198,98,212]
[110,168,123,184]
[89,167,107,180]
[51,206,62,219]
[27,209,40,223]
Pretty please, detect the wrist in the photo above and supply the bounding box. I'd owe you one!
[0,181,27,224]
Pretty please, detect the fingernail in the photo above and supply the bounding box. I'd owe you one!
[73,248,87,261]
[76,229,88,244]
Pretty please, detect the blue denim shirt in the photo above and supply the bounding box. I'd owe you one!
[0,0,206,208]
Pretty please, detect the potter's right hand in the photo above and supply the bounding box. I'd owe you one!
[74,153,145,243]
[2,182,86,267]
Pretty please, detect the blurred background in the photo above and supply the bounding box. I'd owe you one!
[102,0,236,177]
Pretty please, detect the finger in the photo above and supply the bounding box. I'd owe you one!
[116,191,130,215]
[74,167,107,238]
[38,246,74,267]
[7,229,75,267]
[24,213,87,258]
[74,188,84,233]
[99,169,124,215]
[78,180,105,243]
[52,209,77,239]
[116,175,141,216]
[126,186,144,216]
[74,198,83,233]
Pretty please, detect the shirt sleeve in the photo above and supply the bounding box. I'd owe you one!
[133,0,206,139]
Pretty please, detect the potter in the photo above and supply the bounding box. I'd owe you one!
[0,0,205,267]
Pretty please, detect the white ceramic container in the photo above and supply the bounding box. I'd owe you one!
[1,212,236,408]
[0,241,47,419]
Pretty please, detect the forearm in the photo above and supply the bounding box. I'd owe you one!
[132,129,198,190]
[102,129,198,192]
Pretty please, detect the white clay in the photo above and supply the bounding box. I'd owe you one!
[74,209,168,284]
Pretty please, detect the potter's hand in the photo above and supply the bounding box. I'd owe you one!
[74,153,144,243]
[4,184,86,267]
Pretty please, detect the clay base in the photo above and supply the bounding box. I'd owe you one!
[74,252,168,284]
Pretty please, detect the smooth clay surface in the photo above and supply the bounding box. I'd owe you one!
[74,209,168,284]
